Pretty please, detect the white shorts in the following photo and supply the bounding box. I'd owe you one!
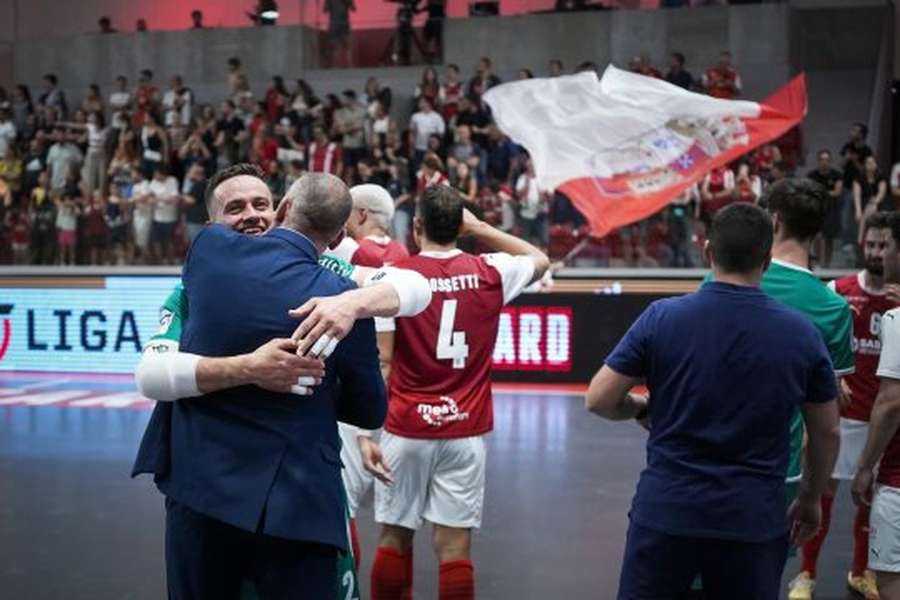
[374,431,486,531]
[870,484,900,572]
[833,418,869,480]
[338,422,373,519]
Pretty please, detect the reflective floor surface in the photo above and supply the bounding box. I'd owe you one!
[0,373,861,599]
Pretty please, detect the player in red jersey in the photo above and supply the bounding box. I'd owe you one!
[331,184,411,268]
[789,212,893,599]
[853,211,900,599]
[365,186,549,600]
[327,183,412,569]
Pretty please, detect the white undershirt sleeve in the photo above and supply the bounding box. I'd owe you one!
[135,341,203,402]
[483,252,537,305]
[877,309,900,380]
[364,266,432,317]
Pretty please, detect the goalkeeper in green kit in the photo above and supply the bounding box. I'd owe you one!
[132,164,432,599]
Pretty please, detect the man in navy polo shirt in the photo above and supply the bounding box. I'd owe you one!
[586,203,841,599]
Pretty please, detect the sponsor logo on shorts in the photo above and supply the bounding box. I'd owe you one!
[417,396,470,427]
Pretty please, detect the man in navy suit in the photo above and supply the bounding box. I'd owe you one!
[160,173,387,599]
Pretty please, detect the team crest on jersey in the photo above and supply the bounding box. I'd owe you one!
[157,309,174,335]
[417,396,470,427]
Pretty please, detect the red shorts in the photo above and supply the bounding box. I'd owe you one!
[58,230,76,247]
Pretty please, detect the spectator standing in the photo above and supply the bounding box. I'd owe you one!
[39,74,67,119]
[442,64,463,121]
[0,145,23,195]
[515,157,547,245]
[132,69,159,130]
[98,16,117,34]
[136,19,148,32]
[130,167,153,263]
[410,97,445,170]
[109,76,132,132]
[752,143,783,182]
[700,165,735,226]
[702,50,742,99]
[108,137,139,198]
[549,59,564,77]
[891,160,900,209]
[808,149,844,268]
[325,0,355,68]
[734,162,762,204]
[31,180,56,264]
[842,123,873,190]
[415,67,442,110]
[0,109,17,159]
[162,75,193,129]
[81,84,104,115]
[84,190,108,265]
[148,165,180,264]
[588,202,839,599]
[334,90,367,172]
[486,126,516,184]
[368,102,393,151]
[447,124,480,174]
[215,100,246,168]
[665,52,694,90]
[307,125,343,175]
[79,111,109,197]
[178,127,213,174]
[140,112,168,178]
[180,163,208,244]
[10,85,33,134]
[467,57,502,101]
[191,10,205,29]
[22,138,46,195]
[853,156,888,244]
[416,152,448,197]
[668,184,698,268]
[265,76,289,123]
[106,182,128,264]
[46,128,83,193]
[7,206,30,264]
[55,191,79,265]
[226,57,243,95]
[423,0,446,61]
[454,95,491,152]
[451,161,478,202]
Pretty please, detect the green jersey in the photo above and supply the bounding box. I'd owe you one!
[147,254,360,600]
[703,259,853,480]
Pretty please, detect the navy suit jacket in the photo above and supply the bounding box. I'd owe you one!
[152,224,386,550]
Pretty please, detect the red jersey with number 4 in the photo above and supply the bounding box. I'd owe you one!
[354,237,409,268]
[387,250,535,439]
[832,272,895,421]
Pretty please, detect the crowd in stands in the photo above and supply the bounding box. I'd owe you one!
[0,50,896,268]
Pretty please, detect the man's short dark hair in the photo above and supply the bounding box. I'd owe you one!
[228,57,241,69]
[116,75,127,84]
[864,211,890,237]
[140,69,153,80]
[342,89,356,100]
[448,64,459,72]
[205,163,266,208]
[99,17,111,26]
[709,203,773,274]
[418,185,463,245]
[44,74,57,85]
[480,57,492,67]
[672,52,685,66]
[760,177,829,242]
[853,122,869,139]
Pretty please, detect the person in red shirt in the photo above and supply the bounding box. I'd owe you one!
[789,212,893,599]
[853,212,900,598]
[417,152,448,197]
[132,69,159,129]
[365,185,549,600]
[308,125,344,175]
[7,207,30,264]
[702,50,742,100]
[700,165,735,226]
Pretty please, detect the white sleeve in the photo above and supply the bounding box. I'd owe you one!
[327,236,359,263]
[134,345,203,402]
[364,266,432,317]
[877,310,900,380]
[374,316,396,333]
[483,252,536,305]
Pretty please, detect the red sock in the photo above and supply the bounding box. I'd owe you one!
[852,504,871,577]
[401,549,414,600]
[800,494,834,577]
[349,518,361,571]
[371,546,407,600]
[439,560,474,600]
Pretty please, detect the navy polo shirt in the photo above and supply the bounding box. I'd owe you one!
[606,282,837,542]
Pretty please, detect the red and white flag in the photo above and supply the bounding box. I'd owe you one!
[484,66,806,237]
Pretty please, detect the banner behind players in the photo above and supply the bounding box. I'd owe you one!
[484,66,807,237]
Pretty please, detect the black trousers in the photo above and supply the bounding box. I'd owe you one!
[165,498,337,600]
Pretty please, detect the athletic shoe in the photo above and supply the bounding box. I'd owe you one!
[847,570,879,599]
[787,571,815,600]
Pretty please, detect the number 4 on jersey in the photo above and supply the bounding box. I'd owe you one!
[436,300,469,369]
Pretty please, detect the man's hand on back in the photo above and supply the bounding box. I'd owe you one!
[242,338,325,394]
[289,292,366,358]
